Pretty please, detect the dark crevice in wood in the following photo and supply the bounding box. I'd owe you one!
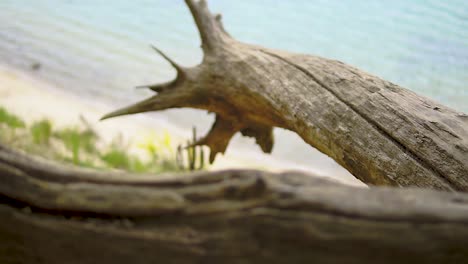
[0,195,142,220]
[255,207,468,225]
[2,193,468,225]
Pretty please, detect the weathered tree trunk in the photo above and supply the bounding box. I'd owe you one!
[1,0,468,263]
[101,1,468,192]
[1,145,468,264]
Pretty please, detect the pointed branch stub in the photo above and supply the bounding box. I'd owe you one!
[150,45,185,76]
[135,80,174,93]
[100,90,188,121]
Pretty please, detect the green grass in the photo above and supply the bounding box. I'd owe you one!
[55,127,97,165]
[0,107,25,129]
[0,106,206,173]
[30,119,52,144]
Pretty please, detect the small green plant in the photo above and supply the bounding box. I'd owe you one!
[101,147,131,170]
[137,131,174,162]
[0,107,25,129]
[129,158,148,173]
[30,119,52,144]
[101,147,154,173]
[55,127,98,165]
[0,107,26,140]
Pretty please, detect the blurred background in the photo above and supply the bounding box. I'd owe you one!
[1,0,467,183]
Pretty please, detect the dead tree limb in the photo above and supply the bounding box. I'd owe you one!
[102,0,468,192]
[1,145,468,264]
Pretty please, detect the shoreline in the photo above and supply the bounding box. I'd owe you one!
[0,64,364,186]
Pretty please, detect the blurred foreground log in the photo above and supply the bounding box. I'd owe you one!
[1,0,468,263]
[1,145,468,264]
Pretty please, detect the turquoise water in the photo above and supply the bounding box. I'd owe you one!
[1,0,467,176]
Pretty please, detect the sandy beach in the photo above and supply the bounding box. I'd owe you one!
[0,65,364,186]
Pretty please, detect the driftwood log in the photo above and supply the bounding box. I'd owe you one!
[1,0,468,263]
[1,145,468,264]
[102,1,468,192]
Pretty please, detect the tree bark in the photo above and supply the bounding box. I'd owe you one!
[1,0,468,263]
[101,0,468,192]
[1,145,468,264]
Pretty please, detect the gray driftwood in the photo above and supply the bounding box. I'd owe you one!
[102,0,468,192]
[1,145,468,264]
[1,0,468,263]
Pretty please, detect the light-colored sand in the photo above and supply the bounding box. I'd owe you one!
[0,65,365,186]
